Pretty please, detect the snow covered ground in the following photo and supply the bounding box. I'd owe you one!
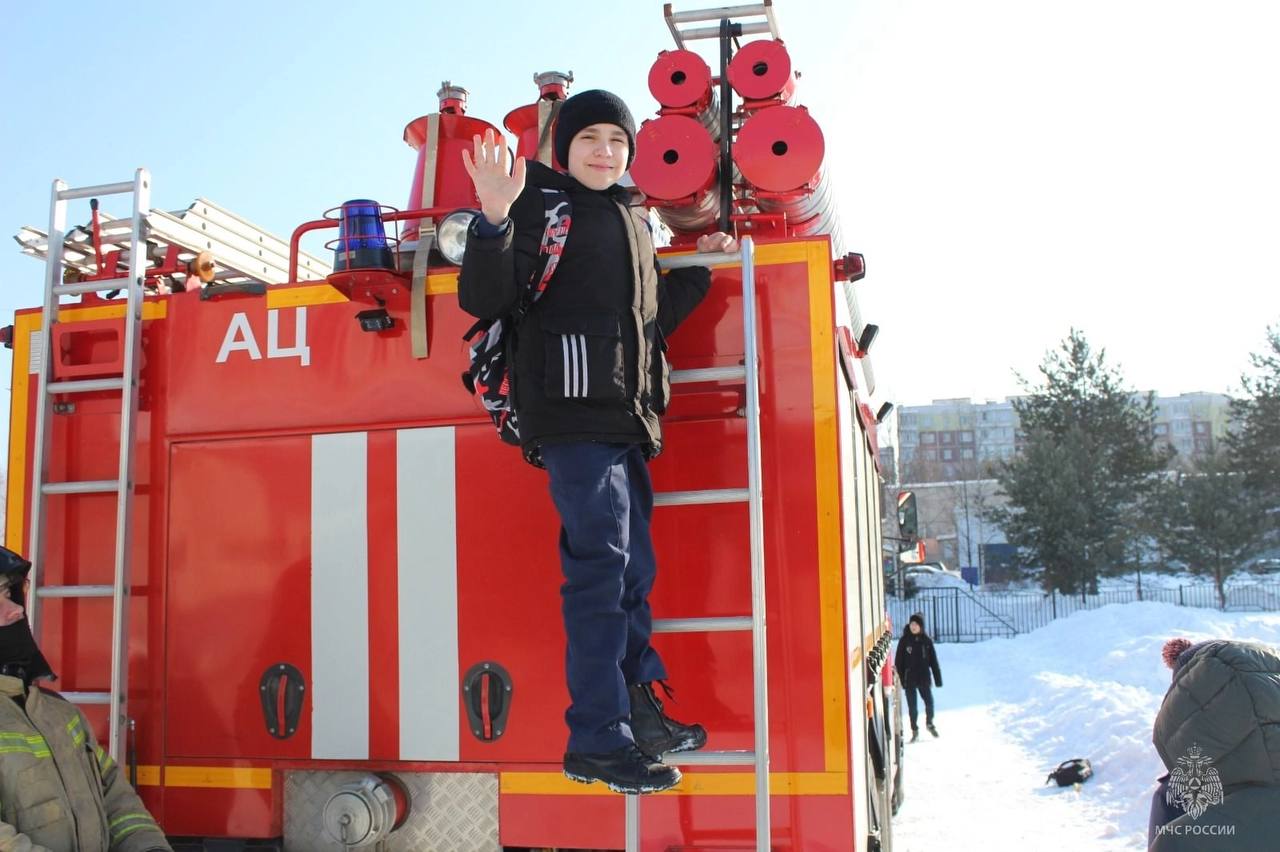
[891,602,1280,851]
[993,568,1280,593]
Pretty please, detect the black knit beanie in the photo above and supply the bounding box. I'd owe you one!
[553,89,637,169]
[909,613,925,628]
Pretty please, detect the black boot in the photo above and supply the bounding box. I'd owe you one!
[628,681,708,758]
[910,728,919,743]
[927,722,938,738]
[563,744,681,794]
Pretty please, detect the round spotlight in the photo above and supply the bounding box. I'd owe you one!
[437,209,479,266]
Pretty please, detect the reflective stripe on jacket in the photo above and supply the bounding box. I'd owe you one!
[0,674,171,852]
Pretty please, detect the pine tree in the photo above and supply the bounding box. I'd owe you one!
[1154,449,1264,608]
[990,330,1171,596]
[1227,325,1280,546]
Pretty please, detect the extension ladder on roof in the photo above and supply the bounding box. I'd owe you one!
[14,196,333,286]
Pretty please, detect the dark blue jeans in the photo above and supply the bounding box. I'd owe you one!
[904,682,935,731]
[541,442,669,753]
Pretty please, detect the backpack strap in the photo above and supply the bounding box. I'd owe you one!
[458,186,573,458]
[529,188,571,302]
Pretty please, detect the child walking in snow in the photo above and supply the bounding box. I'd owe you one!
[895,612,943,741]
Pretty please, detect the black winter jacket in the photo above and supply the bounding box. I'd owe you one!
[458,162,711,458]
[895,630,943,689]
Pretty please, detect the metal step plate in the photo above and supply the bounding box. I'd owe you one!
[283,770,498,852]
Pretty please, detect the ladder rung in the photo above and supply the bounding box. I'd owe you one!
[668,750,756,766]
[679,21,773,40]
[42,479,121,495]
[48,377,125,394]
[660,248,743,270]
[36,584,114,599]
[669,4,770,24]
[654,616,751,633]
[58,181,135,201]
[670,366,746,384]
[61,691,111,705]
[54,276,133,296]
[654,488,748,506]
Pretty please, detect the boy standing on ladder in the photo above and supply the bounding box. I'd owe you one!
[460,89,735,794]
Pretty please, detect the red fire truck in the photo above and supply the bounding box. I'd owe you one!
[5,3,904,850]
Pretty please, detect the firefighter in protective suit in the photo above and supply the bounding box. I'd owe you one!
[0,546,171,852]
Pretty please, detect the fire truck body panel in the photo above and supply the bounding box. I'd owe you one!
[7,231,892,847]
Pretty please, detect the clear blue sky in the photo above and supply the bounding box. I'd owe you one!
[3,0,1279,463]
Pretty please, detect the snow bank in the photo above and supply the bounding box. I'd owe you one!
[890,578,1280,644]
[893,602,1280,850]
[993,568,1280,593]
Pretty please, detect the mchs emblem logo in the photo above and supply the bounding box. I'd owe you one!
[1166,743,1224,819]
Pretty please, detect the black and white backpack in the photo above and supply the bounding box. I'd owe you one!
[461,188,571,456]
[1045,758,1093,786]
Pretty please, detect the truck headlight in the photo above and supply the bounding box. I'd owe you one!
[437,209,478,266]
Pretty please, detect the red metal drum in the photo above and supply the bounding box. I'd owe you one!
[734,104,824,192]
[630,114,720,234]
[649,49,714,110]
[735,105,843,253]
[728,38,797,103]
[649,49,723,141]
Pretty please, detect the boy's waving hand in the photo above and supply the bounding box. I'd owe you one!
[461,128,527,227]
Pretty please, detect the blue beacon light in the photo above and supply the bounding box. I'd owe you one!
[332,200,396,272]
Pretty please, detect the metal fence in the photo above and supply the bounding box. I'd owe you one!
[887,583,1280,643]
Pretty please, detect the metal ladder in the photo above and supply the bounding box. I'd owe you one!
[628,237,770,851]
[27,169,150,762]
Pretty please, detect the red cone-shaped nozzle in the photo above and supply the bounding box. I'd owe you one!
[401,92,501,246]
[504,71,573,168]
